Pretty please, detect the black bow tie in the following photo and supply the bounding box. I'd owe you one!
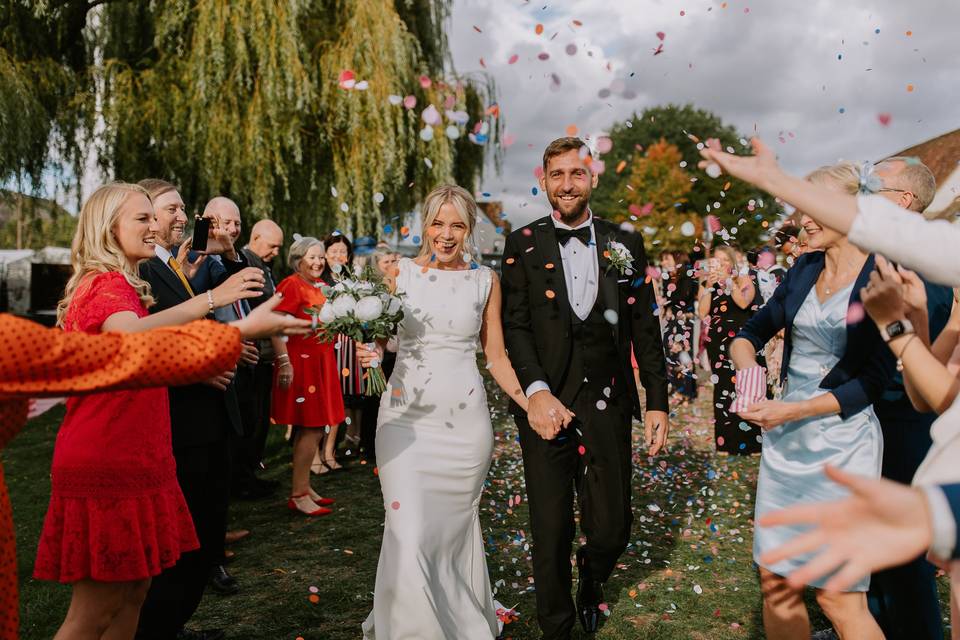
[556,226,591,247]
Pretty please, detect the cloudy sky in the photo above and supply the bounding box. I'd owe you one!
[448,0,960,227]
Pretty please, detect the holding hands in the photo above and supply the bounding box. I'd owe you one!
[527,390,575,440]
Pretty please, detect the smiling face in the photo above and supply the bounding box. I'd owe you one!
[113,193,159,263]
[659,253,677,273]
[325,240,349,267]
[153,189,187,249]
[712,248,735,276]
[297,243,326,280]
[426,202,469,264]
[541,148,598,225]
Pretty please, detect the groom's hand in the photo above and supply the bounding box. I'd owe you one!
[644,410,669,455]
[527,390,573,440]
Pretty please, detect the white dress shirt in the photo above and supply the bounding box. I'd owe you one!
[524,212,599,398]
[154,243,175,268]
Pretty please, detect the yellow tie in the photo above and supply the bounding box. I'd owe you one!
[167,257,195,297]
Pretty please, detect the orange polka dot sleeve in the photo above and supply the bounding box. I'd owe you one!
[0,314,242,640]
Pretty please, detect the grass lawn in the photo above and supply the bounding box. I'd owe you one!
[9,380,952,639]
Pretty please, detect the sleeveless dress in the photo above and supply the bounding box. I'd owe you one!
[34,272,199,583]
[753,283,883,591]
[270,275,345,428]
[362,258,499,639]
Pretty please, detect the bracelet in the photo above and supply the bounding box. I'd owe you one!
[206,290,215,313]
[895,334,918,372]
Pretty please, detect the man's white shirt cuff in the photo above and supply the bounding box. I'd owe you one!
[525,381,550,398]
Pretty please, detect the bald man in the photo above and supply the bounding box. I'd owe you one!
[242,219,283,309]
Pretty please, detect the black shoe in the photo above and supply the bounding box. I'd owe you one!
[254,477,280,491]
[175,629,225,640]
[233,482,274,501]
[575,549,604,634]
[208,565,239,595]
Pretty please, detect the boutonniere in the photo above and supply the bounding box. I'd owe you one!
[603,240,635,276]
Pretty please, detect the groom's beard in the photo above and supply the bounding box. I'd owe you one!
[547,191,591,225]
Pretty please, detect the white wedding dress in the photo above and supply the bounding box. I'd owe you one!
[362,258,500,639]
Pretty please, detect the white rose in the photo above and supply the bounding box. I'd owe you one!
[386,296,401,315]
[331,295,357,318]
[318,303,337,324]
[355,296,384,322]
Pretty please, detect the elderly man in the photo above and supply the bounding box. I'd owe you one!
[239,219,284,488]
[866,157,950,640]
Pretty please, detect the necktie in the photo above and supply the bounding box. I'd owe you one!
[167,257,196,297]
[556,226,592,246]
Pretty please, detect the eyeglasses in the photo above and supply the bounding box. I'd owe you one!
[878,188,916,199]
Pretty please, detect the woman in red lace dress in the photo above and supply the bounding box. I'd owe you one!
[33,182,266,640]
[272,236,345,515]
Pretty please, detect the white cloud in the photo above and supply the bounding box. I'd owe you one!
[450,0,960,227]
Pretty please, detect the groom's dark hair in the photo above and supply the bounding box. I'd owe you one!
[543,137,591,172]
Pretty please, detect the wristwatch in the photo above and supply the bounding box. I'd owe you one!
[880,318,914,342]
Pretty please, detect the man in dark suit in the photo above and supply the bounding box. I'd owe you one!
[500,137,669,640]
[135,181,258,640]
[867,158,950,640]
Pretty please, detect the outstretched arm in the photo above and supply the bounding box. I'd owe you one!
[699,138,960,286]
[480,272,529,412]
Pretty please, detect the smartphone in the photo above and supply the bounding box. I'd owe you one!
[192,216,211,252]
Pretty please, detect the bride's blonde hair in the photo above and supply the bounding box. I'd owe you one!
[417,184,479,259]
[56,182,156,326]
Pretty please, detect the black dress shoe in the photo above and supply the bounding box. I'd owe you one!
[575,550,604,634]
[175,628,225,640]
[208,565,239,595]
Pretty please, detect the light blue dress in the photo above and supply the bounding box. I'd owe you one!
[753,283,882,592]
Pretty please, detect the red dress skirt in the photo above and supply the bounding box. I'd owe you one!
[33,273,199,583]
[271,275,345,428]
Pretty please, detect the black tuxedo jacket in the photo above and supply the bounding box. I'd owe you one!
[500,216,668,420]
[140,251,246,448]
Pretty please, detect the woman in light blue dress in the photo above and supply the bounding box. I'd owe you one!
[730,163,895,640]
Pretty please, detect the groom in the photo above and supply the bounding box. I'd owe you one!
[501,137,669,639]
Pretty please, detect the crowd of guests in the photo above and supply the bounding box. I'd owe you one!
[4,177,404,640]
[1,147,958,640]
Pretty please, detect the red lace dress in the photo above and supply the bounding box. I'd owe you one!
[271,275,345,427]
[33,272,199,583]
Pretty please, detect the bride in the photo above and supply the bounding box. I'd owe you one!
[358,185,548,639]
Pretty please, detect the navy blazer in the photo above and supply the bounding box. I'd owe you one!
[944,483,960,560]
[737,251,897,419]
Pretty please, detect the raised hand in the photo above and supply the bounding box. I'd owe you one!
[697,137,782,192]
[231,294,312,339]
[212,267,265,308]
[758,465,933,591]
[861,256,908,328]
[196,211,237,258]
[176,237,207,279]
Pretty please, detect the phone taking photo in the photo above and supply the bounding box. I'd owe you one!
[192,216,211,253]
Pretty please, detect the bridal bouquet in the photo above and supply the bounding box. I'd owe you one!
[311,265,404,395]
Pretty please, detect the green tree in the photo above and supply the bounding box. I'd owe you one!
[594,104,779,249]
[1,0,501,239]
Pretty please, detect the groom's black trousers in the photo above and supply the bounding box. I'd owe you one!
[516,388,634,640]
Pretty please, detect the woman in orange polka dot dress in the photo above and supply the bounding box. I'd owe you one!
[271,237,345,516]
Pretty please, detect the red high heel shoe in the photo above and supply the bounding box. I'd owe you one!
[287,494,332,516]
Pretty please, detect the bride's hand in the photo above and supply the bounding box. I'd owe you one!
[356,341,384,368]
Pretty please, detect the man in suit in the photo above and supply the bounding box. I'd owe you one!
[868,158,950,640]
[191,197,260,596]
[500,137,669,639]
[238,219,284,494]
[135,181,258,640]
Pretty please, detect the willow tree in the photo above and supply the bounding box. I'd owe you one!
[0,0,501,238]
